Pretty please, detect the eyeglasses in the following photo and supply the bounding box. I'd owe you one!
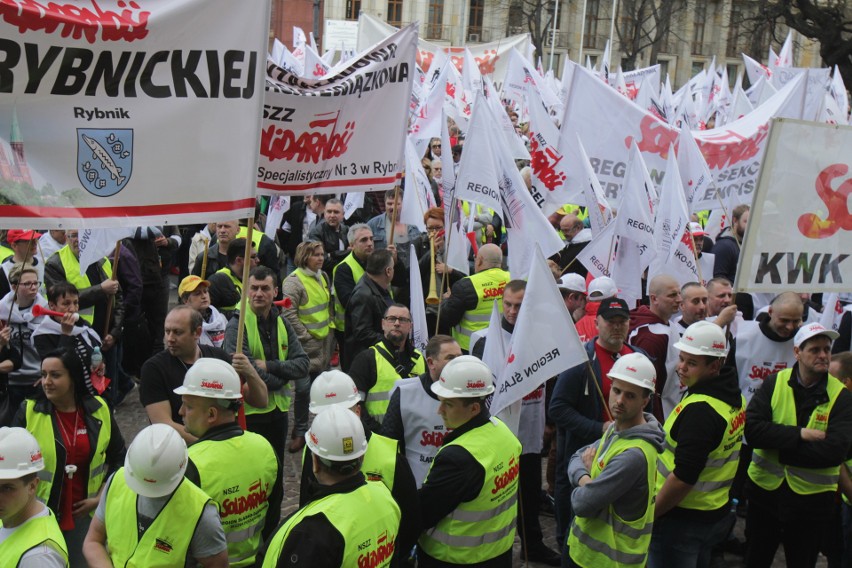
[383,316,412,324]
[431,144,441,149]
[17,281,40,288]
[426,226,444,233]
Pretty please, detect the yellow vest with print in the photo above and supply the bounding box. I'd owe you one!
[26,397,112,508]
[749,369,844,495]
[452,267,510,351]
[104,470,212,568]
[262,481,400,568]
[0,508,68,567]
[657,393,745,510]
[57,245,113,324]
[291,268,331,339]
[243,308,291,415]
[189,431,278,567]
[568,429,657,568]
[418,417,521,563]
[365,343,425,422]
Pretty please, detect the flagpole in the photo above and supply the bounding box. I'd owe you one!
[587,360,613,421]
[607,0,618,71]
[102,241,122,339]
[547,0,560,72]
[200,237,210,280]
[234,218,255,431]
[435,199,459,335]
[389,184,401,246]
[577,0,588,64]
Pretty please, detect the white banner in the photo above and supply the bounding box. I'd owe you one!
[78,227,135,276]
[735,119,852,293]
[0,0,269,228]
[409,244,429,352]
[257,25,417,196]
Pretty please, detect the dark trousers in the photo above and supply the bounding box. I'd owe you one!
[246,410,288,533]
[518,453,546,553]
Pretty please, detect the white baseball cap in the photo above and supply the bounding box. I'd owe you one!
[558,273,587,293]
[793,323,839,348]
[588,276,618,300]
[689,222,707,237]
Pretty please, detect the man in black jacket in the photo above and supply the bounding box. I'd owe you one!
[344,249,395,369]
[744,323,852,567]
[207,239,256,319]
[711,204,749,283]
[307,198,349,274]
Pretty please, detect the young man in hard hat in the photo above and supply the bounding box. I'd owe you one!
[83,423,228,567]
[175,358,281,567]
[262,406,401,567]
[0,427,68,567]
[648,321,744,568]
[566,353,665,568]
[300,369,419,564]
[418,355,522,567]
[745,323,852,567]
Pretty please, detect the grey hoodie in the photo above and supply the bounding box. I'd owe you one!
[568,412,665,522]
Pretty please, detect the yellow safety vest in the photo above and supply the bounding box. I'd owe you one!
[189,431,278,567]
[0,508,68,567]
[365,344,425,423]
[749,369,844,495]
[104,470,212,568]
[362,433,399,491]
[331,253,365,331]
[419,417,521,563]
[657,393,745,511]
[236,226,263,251]
[452,267,510,351]
[291,269,331,339]
[568,430,658,567]
[262,480,400,568]
[214,266,243,312]
[56,245,113,325]
[26,397,112,509]
[243,308,291,415]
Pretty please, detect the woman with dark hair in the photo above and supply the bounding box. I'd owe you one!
[13,345,125,566]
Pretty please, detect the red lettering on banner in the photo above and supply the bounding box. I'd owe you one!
[260,111,355,164]
[695,123,769,169]
[797,164,852,239]
[313,63,327,78]
[492,456,520,494]
[624,115,678,158]
[416,50,434,72]
[450,55,464,73]
[221,479,268,518]
[358,532,396,568]
[0,0,151,43]
[475,50,498,75]
[420,430,446,447]
[529,133,566,192]
[445,81,456,99]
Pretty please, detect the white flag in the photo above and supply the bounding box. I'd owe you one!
[612,142,657,263]
[577,137,613,236]
[78,228,135,276]
[478,301,523,435]
[343,192,364,220]
[401,139,434,232]
[491,246,587,416]
[527,85,571,214]
[453,97,502,213]
[444,221,470,276]
[576,220,617,278]
[409,244,429,352]
[265,196,291,240]
[676,129,716,213]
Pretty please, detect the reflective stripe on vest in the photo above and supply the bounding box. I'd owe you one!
[362,433,399,492]
[189,431,278,567]
[57,245,113,324]
[657,393,745,510]
[244,309,291,415]
[451,268,510,351]
[105,470,211,568]
[262,481,401,568]
[748,368,843,495]
[215,267,243,312]
[291,269,331,339]
[396,377,444,488]
[418,417,521,563]
[332,253,365,331]
[0,508,69,567]
[365,344,425,423]
[26,397,112,505]
[568,429,658,567]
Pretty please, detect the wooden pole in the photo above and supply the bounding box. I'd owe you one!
[388,185,401,246]
[586,359,613,422]
[434,199,459,335]
[234,218,255,431]
[102,241,122,338]
[200,237,210,280]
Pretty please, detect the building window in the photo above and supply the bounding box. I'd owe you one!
[345,0,360,20]
[583,0,602,49]
[428,0,444,39]
[468,0,483,41]
[387,0,403,26]
[692,0,707,55]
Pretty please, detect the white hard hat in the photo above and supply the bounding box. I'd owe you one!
[0,427,45,480]
[310,370,360,414]
[174,358,242,400]
[124,424,188,498]
[431,355,495,398]
[588,276,618,300]
[674,321,728,357]
[607,353,656,391]
[305,405,368,461]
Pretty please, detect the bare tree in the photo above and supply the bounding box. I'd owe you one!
[615,0,688,70]
[505,0,557,63]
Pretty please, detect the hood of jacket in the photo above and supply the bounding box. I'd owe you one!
[606,412,666,453]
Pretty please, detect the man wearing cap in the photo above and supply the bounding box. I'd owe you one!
[744,323,852,567]
[418,355,522,567]
[558,274,588,323]
[688,222,714,286]
[566,353,664,568]
[574,276,619,342]
[439,243,509,352]
[83,423,228,567]
[175,358,281,566]
[261,407,401,568]
[0,427,68,567]
[179,275,228,348]
[300,370,419,565]
[649,321,744,567]
[551,297,642,551]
